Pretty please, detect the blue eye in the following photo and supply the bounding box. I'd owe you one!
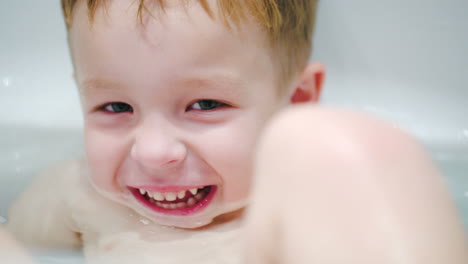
[103,102,133,113]
[189,100,226,111]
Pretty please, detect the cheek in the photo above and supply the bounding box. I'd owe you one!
[84,127,127,192]
[201,118,263,203]
[218,144,252,203]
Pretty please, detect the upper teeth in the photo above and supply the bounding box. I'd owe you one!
[138,187,202,202]
[177,190,186,199]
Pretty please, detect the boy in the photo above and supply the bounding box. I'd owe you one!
[6,0,467,263]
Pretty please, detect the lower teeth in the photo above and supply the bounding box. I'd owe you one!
[187,197,196,207]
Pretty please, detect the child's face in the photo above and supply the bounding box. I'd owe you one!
[70,1,282,228]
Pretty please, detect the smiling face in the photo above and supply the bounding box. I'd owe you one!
[69,0,283,228]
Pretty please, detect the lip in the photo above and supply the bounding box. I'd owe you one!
[133,185,208,193]
[130,185,217,216]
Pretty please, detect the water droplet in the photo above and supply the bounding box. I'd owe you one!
[463,130,468,138]
[194,221,205,226]
[2,77,11,87]
[0,216,6,224]
[139,218,150,225]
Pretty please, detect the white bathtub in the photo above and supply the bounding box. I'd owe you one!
[1,0,467,262]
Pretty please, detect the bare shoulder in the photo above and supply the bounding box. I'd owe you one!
[6,158,86,249]
[259,105,426,161]
[0,226,35,264]
[264,105,407,138]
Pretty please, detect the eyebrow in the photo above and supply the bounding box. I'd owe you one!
[180,74,246,99]
[80,79,127,91]
[80,74,246,98]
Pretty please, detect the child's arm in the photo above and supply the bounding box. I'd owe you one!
[246,106,468,264]
[6,160,82,250]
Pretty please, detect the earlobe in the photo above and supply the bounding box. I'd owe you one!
[290,62,326,104]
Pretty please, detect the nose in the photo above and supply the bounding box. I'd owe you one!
[131,121,187,172]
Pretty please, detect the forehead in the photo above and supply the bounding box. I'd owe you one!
[69,0,275,85]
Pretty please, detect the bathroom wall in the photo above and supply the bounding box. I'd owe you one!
[1,0,467,149]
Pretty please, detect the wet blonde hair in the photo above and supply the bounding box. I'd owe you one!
[61,0,319,88]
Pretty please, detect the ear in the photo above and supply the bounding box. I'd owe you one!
[290,62,326,104]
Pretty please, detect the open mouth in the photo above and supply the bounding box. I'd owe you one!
[130,185,217,216]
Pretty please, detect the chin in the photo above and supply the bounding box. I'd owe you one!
[133,198,248,229]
